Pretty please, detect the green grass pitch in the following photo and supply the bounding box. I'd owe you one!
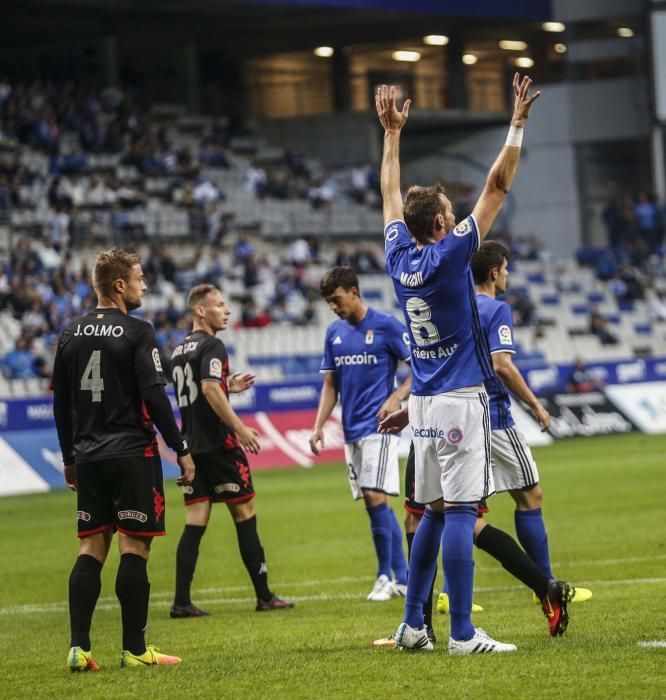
[1,432,665,699]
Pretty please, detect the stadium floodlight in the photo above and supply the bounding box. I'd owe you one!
[499,40,528,51]
[554,43,567,54]
[515,57,534,68]
[462,53,478,65]
[542,22,566,33]
[423,34,449,46]
[313,46,334,57]
[392,50,421,62]
[617,27,634,38]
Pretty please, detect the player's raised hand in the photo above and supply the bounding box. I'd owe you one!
[228,372,256,394]
[378,406,409,434]
[309,427,325,455]
[237,423,261,454]
[64,462,78,492]
[511,73,541,127]
[177,453,196,486]
[531,402,552,433]
[375,85,411,132]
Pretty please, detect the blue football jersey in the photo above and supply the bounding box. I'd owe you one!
[320,307,410,442]
[476,293,516,430]
[384,216,493,395]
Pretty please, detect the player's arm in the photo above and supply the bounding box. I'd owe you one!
[377,370,411,421]
[51,342,77,491]
[492,352,551,431]
[134,327,194,484]
[201,380,260,454]
[472,74,540,239]
[309,372,338,455]
[376,84,411,227]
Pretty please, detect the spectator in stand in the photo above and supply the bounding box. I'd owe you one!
[635,192,659,251]
[647,288,666,321]
[505,290,536,327]
[4,334,43,379]
[589,306,618,345]
[234,230,255,263]
[566,357,603,393]
[596,249,618,281]
[241,299,271,328]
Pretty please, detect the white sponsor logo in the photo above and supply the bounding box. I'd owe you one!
[399,271,424,288]
[617,360,646,384]
[118,510,148,523]
[268,386,318,403]
[453,219,472,237]
[210,358,223,379]
[214,483,241,494]
[527,366,559,392]
[412,343,457,360]
[655,362,666,377]
[259,562,268,574]
[412,427,445,438]
[152,348,163,373]
[334,353,378,367]
[26,404,53,421]
[183,485,194,495]
[73,324,124,337]
[77,511,91,522]
[332,336,342,345]
[498,324,513,346]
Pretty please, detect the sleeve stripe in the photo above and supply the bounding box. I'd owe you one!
[490,349,516,355]
[469,213,481,251]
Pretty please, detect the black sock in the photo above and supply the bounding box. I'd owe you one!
[235,516,271,602]
[475,524,549,599]
[69,554,103,650]
[115,553,150,655]
[406,530,436,628]
[174,524,206,606]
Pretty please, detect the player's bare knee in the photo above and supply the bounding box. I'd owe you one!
[404,510,421,534]
[427,498,445,513]
[78,531,112,563]
[362,489,388,507]
[186,499,212,527]
[473,517,487,542]
[118,532,152,559]
[227,499,256,523]
[512,484,543,510]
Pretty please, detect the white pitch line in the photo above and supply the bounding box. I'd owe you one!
[2,576,665,617]
[637,641,666,648]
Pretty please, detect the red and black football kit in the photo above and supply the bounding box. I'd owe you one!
[52,307,189,538]
[171,330,255,505]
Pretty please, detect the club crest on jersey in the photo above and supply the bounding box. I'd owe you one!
[210,358,223,378]
[365,329,374,345]
[498,325,513,345]
[453,219,472,237]
[152,348,163,372]
[447,428,464,444]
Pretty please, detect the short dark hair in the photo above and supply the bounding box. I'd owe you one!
[471,240,510,284]
[403,184,447,244]
[93,249,140,297]
[319,266,359,298]
[187,283,218,310]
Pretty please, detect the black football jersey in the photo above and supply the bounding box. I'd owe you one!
[52,307,167,462]
[170,330,236,454]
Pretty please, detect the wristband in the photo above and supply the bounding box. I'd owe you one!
[506,125,524,148]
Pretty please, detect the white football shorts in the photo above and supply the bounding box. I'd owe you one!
[409,386,495,504]
[344,433,400,501]
[491,426,540,492]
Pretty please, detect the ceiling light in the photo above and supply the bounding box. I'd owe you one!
[542,22,565,32]
[423,35,449,46]
[392,50,421,62]
[515,57,534,68]
[554,43,567,54]
[462,54,478,65]
[313,46,334,58]
[499,40,528,51]
[617,27,634,38]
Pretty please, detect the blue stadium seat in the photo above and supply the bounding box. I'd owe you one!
[571,304,589,315]
[541,294,560,305]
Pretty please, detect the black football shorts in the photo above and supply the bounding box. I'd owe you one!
[184,448,255,505]
[76,455,166,538]
[404,442,489,517]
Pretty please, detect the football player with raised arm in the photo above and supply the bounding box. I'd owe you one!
[376,75,540,654]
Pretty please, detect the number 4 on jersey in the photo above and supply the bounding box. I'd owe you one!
[81,350,104,402]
